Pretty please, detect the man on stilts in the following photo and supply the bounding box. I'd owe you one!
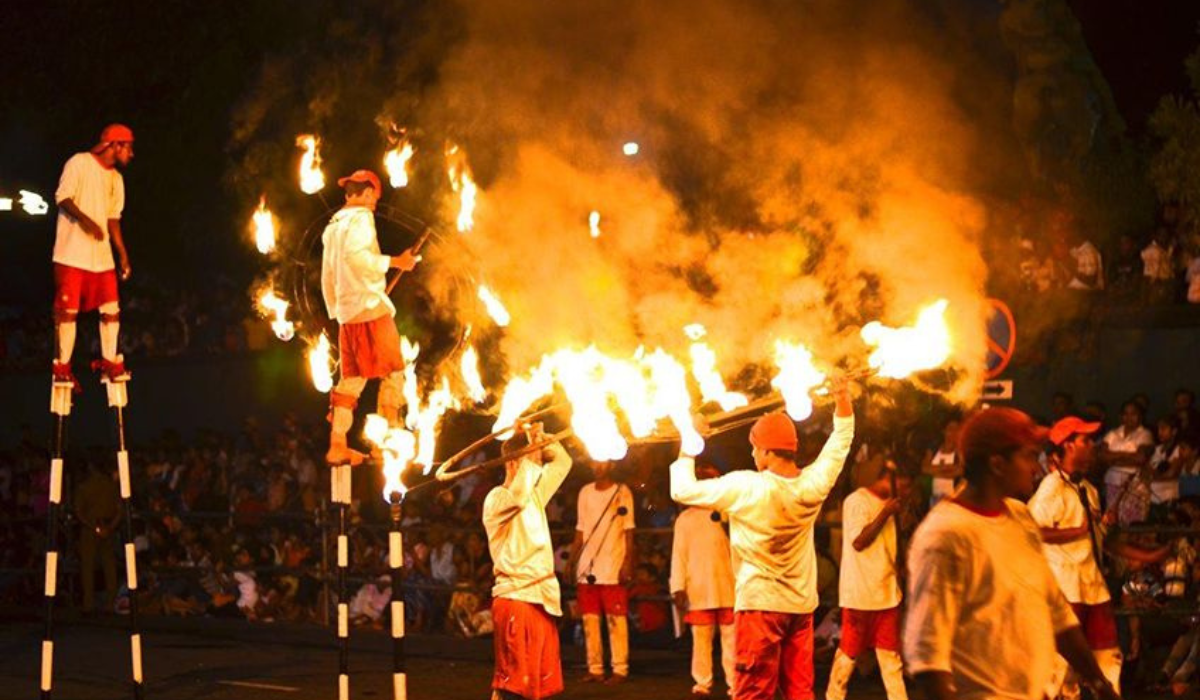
[825,457,907,700]
[904,408,1119,700]
[483,423,573,700]
[1029,417,1122,699]
[320,169,419,465]
[670,377,855,700]
[52,124,135,389]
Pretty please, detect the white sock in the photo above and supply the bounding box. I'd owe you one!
[57,321,77,364]
[99,303,120,361]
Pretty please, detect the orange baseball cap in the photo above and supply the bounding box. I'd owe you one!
[1049,416,1102,446]
[92,123,134,152]
[337,169,382,193]
[749,412,798,452]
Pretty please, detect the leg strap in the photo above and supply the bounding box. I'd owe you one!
[55,309,79,323]
[99,311,120,323]
[330,391,359,411]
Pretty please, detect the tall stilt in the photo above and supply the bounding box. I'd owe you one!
[106,378,144,700]
[41,381,73,699]
[332,465,352,700]
[388,492,407,700]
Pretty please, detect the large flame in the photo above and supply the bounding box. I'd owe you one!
[307,333,335,393]
[252,195,276,254]
[685,324,748,411]
[384,138,415,189]
[589,210,602,239]
[413,377,459,471]
[19,190,49,215]
[363,414,416,501]
[770,340,826,421]
[643,348,705,456]
[460,344,487,403]
[446,143,478,232]
[401,337,421,429]
[478,285,511,327]
[861,299,952,379]
[296,134,325,194]
[257,289,295,341]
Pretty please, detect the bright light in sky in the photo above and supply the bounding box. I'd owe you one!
[622,142,639,156]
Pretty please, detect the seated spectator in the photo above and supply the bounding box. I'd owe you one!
[1149,417,1184,519]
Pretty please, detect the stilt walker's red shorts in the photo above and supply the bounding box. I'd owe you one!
[492,598,564,699]
[338,315,404,379]
[54,263,118,312]
[576,583,629,616]
[735,610,814,700]
[839,606,900,657]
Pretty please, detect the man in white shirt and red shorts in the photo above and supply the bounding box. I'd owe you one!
[320,169,419,465]
[670,464,737,698]
[904,407,1119,700]
[52,124,135,389]
[483,423,573,700]
[826,457,907,700]
[670,377,855,700]
[1029,416,1122,700]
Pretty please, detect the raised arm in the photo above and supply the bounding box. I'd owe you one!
[535,441,573,503]
[670,456,751,512]
[796,379,855,500]
[482,458,539,530]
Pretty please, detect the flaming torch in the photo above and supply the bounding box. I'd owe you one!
[257,289,295,341]
[384,138,415,189]
[771,340,826,421]
[860,299,952,379]
[685,324,748,411]
[589,210,602,239]
[252,196,277,255]
[460,345,487,404]
[296,134,326,195]
[477,285,511,327]
[445,143,477,232]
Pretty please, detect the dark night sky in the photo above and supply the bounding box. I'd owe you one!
[1,1,1198,307]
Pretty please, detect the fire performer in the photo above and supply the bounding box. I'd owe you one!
[482,423,573,700]
[825,457,907,700]
[669,464,737,699]
[1029,417,1122,699]
[52,124,135,388]
[905,408,1119,700]
[569,460,636,684]
[320,169,420,465]
[670,377,855,700]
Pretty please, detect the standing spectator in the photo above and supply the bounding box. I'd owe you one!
[1067,233,1105,291]
[76,460,120,613]
[1142,227,1178,304]
[570,461,636,684]
[670,378,854,700]
[921,418,962,508]
[904,408,1118,700]
[670,464,737,698]
[826,459,907,700]
[1098,400,1154,525]
[1029,417,1122,699]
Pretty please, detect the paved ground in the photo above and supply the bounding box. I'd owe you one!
[0,611,882,700]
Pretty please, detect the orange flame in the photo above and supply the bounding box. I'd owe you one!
[589,210,602,238]
[307,333,335,393]
[296,134,325,194]
[478,285,511,327]
[460,344,487,404]
[861,299,951,379]
[252,196,276,254]
[384,138,415,189]
[363,414,416,500]
[685,324,748,411]
[446,143,478,232]
[771,340,826,421]
[256,289,295,341]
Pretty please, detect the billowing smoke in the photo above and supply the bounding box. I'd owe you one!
[232,0,1012,404]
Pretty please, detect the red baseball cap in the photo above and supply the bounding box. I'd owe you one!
[958,407,1048,467]
[749,412,798,452]
[337,169,382,193]
[1049,416,1102,446]
[92,123,134,152]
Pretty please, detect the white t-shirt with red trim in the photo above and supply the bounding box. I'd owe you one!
[839,487,901,611]
[575,482,635,585]
[53,152,125,272]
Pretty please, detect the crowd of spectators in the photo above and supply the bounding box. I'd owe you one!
[3,383,1200,692]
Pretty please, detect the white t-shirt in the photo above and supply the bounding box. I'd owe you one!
[669,507,736,612]
[53,152,125,272]
[575,482,635,585]
[1102,425,1153,485]
[320,206,395,324]
[905,499,1078,700]
[483,443,572,616]
[839,488,901,611]
[670,415,854,614]
[1027,470,1110,604]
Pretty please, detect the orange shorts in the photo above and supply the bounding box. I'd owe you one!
[338,315,403,379]
[839,606,900,657]
[685,607,734,626]
[54,264,119,312]
[576,583,628,616]
[492,598,564,699]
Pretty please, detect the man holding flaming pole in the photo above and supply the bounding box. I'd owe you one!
[670,376,855,700]
[482,423,573,700]
[320,169,420,465]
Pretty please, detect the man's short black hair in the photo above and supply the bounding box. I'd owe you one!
[765,448,797,463]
